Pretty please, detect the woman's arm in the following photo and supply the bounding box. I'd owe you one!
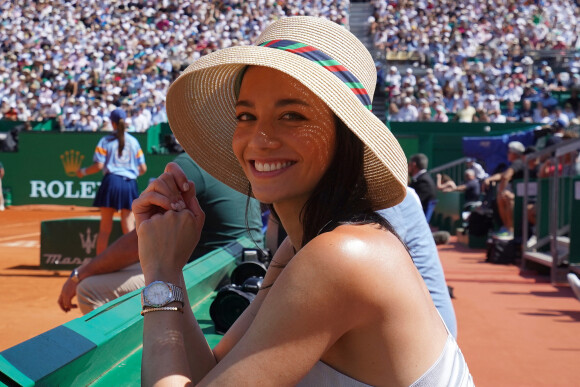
[138,162,147,176]
[134,162,213,385]
[76,162,104,178]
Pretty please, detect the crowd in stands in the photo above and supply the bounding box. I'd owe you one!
[2,0,580,132]
[371,0,580,126]
[0,0,348,131]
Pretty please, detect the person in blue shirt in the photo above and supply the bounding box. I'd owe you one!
[76,108,147,254]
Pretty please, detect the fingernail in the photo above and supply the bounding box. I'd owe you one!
[179,200,186,210]
[182,182,189,191]
[171,202,178,210]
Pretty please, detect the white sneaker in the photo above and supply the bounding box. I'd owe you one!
[567,273,580,302]
[0,205,4,211]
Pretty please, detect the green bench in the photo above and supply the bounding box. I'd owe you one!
[0,237,256,386]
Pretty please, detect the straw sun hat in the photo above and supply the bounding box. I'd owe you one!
[166,16,407,210]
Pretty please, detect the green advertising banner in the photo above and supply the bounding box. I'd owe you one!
[0,131,175,206]
[40,217,124,270]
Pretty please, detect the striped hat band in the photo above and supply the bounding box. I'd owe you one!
[259,40,373,111]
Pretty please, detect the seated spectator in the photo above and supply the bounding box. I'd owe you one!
[408,153,437,217]
[398,97,419,121]
[503,100,521,123]
[466,158,488,181]
[386,102,401,122]
[455,98,476,122]
[519,99,534,123]
[432,105,449,122]
[436,173,457,192]
[483,141,527,239]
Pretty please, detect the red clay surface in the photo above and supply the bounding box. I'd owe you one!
[1,205,579,386]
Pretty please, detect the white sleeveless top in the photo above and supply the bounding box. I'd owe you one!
[297,322,474,387]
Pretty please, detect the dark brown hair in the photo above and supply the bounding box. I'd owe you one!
[113,120,126,157]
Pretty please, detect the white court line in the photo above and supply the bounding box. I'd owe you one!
[0,233,40,242]
[0,241,39,248]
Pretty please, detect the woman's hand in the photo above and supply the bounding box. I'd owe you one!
[132,162,205,279]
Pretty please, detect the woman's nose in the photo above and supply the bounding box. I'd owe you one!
[249,125,281,149]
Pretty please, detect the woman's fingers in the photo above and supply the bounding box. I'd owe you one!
[165,162,191,193]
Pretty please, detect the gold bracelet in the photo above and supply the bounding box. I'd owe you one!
[141,306,183,316]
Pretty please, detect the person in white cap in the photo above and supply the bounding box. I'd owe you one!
[134,16,473,386]
[398,96,419,121]
[402,67,416,87]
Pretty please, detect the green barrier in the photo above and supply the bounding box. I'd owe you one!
[0,237,254,386]
[40,217,124,270]
[0,120,27,133]
[390,122,537,167]
[430,191,464,235]
[0,131,176,206]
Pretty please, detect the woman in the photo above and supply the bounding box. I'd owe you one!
[77,108,147,254]
[133,17,473,386]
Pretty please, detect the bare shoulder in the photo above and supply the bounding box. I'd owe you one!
[289,224,417,304]
[300,223,411,270]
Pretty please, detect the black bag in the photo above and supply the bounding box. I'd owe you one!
[486,238,521,264]
[467,206,494,236]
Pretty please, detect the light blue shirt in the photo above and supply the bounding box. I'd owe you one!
[93,133,145,179]
[378,187,458,338]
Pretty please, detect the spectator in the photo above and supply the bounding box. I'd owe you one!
[466,158,488,181]
[438,169,481,207]
[519,99,534,123]
[398,97,419,121]
[432,105,449,122]
[408,153,437,217]
[503,100,521,123]
[455,98,477,122]
[483,141,527,239]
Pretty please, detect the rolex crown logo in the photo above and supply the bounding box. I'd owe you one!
[60,150,85,177]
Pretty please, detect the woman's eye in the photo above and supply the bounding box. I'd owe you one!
[236,113,254,121]
[281,112,305,120]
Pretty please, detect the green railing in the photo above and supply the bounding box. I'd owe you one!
[0,237,255,386]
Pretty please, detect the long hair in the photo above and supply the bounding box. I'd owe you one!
[267,115,397,248]
[114,120,126,157]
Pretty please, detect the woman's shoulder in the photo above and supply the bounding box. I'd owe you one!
[292,224,414,298]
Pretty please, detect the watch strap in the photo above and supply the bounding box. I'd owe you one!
[141,306,184,316]
[70,268,80,283]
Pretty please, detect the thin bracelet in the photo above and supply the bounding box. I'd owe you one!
[79,168,87,177]
[141,306,183,316]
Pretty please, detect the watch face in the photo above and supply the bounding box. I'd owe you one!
[144,281,172,307]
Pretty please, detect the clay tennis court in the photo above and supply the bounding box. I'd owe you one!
[1,205,579,386]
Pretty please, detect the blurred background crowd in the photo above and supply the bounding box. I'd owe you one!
[0,0,348,131]
[1,0,579,131]
[369,0,580,126]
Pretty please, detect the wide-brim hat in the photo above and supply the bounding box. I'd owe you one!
[166,16,407,210]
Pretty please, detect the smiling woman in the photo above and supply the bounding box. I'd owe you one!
[132,16,474,386]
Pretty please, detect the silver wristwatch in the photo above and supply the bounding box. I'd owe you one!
[69,268,80,283]
[141,281,184,308]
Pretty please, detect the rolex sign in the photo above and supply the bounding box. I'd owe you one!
[40,217,123,270]
[0,131,150,206]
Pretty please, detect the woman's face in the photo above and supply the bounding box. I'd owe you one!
[233,66,337,207]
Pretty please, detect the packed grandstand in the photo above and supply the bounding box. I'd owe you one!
[0,0,579,131]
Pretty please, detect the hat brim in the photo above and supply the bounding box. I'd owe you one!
[167,46,407,210]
